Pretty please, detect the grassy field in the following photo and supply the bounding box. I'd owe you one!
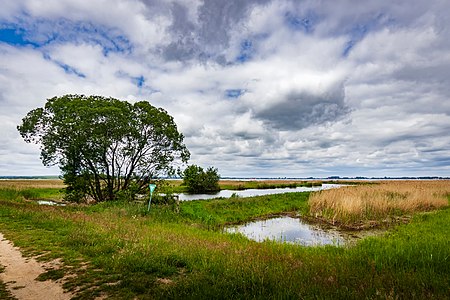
[0,180,449,299]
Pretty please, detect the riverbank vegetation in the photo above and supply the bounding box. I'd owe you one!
[164,179,324,193]
[309,181,450,228]
[0,180,449,299]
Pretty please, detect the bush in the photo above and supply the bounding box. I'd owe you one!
[182,165,220,193]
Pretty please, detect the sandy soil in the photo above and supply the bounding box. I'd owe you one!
[0,233,72,300]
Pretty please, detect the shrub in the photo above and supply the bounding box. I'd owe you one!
[182,165,220,193]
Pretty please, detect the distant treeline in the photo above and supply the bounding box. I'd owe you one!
[325,176,449,180]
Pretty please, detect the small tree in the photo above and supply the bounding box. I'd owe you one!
[18,94,190,202]
[182,165,220,193]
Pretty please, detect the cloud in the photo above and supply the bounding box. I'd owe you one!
[254,83,349,130]
[1,0,450,177]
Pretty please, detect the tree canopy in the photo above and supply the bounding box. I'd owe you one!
[18,94,190,202]
[182,164,220,193]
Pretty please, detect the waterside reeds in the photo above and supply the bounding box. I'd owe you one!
[309,180,450,226]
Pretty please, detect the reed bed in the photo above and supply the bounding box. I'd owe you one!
[0,179,65,189]
[309,180,450,226]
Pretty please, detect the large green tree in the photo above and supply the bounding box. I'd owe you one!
[18,95,190,202]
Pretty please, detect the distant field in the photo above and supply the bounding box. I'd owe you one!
[0,179,65,189]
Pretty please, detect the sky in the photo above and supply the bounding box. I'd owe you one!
[1,0,450,178]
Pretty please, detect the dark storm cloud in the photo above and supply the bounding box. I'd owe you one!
[162,2,197,61]
[154,0,271,62]
[255,85,350,130]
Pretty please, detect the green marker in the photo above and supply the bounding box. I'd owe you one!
[148,184,156,211]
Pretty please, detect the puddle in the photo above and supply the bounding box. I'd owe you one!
[37,200,66,206]
[225,216,376,246]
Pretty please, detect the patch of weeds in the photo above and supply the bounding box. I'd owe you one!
[0,266,16,300]
[36,268,66,281]
[0,283,15,300]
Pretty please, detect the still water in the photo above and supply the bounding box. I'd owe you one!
[37,200,66,206]
[225,216,348,246]
[178,184,342,201]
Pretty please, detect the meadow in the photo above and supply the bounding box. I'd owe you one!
[0,179,449,299]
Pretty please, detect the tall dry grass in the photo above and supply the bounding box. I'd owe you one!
[0,179,65,189]
[309,180,450,225]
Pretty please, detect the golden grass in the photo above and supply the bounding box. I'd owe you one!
[0,179,66,189]
[309,180,450,225]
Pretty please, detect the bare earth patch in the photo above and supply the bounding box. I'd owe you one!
[0,233,72,300]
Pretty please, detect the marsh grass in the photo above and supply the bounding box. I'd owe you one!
[309,180,450,226]
[0,179,65,189]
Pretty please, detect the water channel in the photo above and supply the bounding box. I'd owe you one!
[177,183,343,201]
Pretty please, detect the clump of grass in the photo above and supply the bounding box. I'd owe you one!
[309,181,450,226]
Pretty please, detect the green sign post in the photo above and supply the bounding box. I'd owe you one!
[148,184,156,211]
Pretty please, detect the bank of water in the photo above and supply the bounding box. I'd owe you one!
[225,216,380,247]
[178,183,343,201]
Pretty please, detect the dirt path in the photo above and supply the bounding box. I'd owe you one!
[0,233,72,300]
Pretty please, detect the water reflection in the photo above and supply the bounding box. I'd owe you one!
[178,184,342,201]
[225,216,347,246]
[37,200,66,206]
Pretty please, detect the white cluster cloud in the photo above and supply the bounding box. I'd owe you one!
[1,0,449,177]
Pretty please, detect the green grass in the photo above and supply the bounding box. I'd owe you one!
[180,192,310,227]
[0,187,63,202]
[0,187,449,299]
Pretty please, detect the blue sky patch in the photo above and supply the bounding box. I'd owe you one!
[134,75,145,88]
[42,53,86,78]
[56,61,86,78]
[1,17,132,55]
[225,89,245,98]
[343,13,396,56]
[236,39,253,63]
[0,27,38,47]
[284,11,318,33]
